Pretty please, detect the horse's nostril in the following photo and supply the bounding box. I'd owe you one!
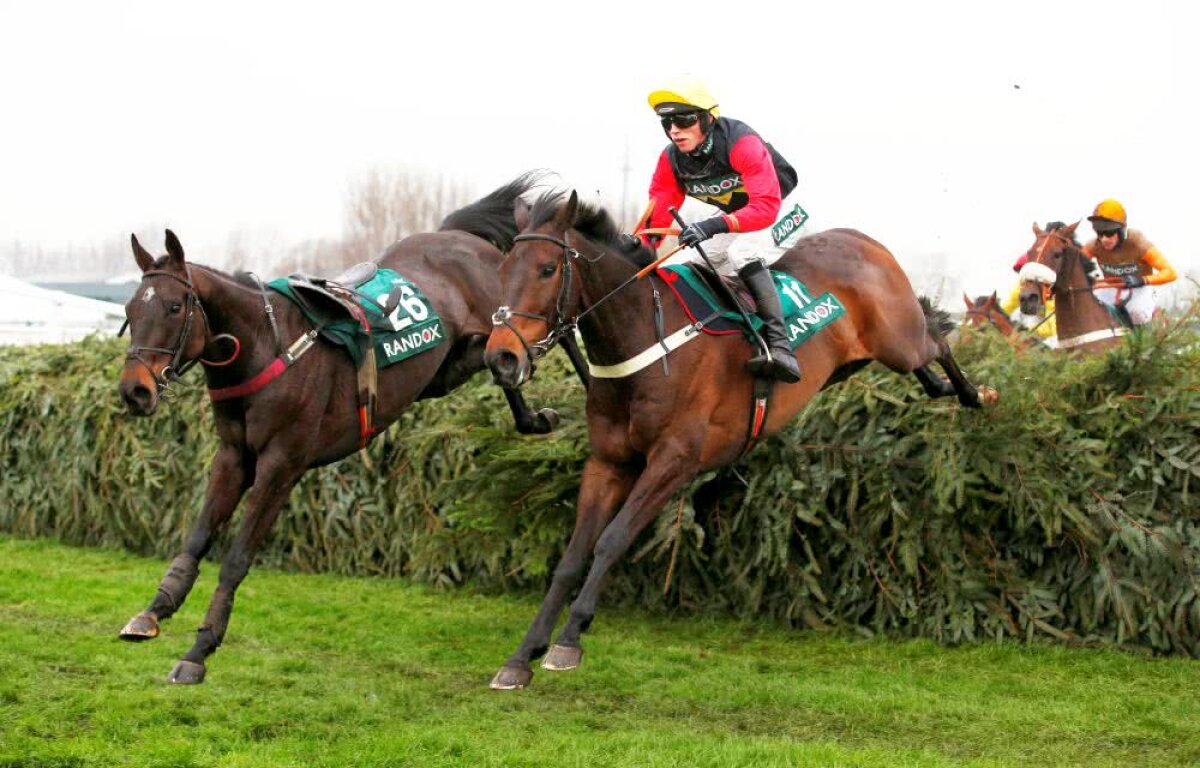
[121,383,153,412]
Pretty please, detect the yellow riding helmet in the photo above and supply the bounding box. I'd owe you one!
[1087,198,1127,228]
[647,75,720,117]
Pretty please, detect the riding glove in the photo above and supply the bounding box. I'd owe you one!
[1122,275,1146,288]
[678,217,729,248]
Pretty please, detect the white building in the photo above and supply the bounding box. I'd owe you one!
[0,273,126,345]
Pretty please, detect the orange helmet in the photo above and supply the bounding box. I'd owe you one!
[1087,199,1127,232]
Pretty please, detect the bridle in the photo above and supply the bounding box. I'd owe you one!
[490,231,644,380]
[1026,233,1101,301]
[490,233,582,370]
[122,268,240,396]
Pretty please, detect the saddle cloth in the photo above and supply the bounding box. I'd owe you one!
[655,263,846,349]
[268,265,445,368]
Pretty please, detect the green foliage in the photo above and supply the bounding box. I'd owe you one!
[1,320,1198,656]
[5,537,1200,767]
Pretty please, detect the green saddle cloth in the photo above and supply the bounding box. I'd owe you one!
[268,268,445,368]
[659,264,846,349]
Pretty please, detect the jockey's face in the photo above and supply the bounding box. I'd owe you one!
[1096,230,1120,251]
[667,119,705,153]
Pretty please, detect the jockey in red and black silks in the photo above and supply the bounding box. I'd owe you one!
[641,74,804,383]
[648,116,798,238]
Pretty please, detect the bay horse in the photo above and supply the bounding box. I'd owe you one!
[117,175,569,684]
[963,292,1016,336]
[483,190,993,690]
[962,292,1048,350]
[1018,221,1128,353]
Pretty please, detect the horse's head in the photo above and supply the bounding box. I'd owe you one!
[118,230,208,415]
[963,292,1004,328]
[1017,221,1083,316]
[485,190,583,388]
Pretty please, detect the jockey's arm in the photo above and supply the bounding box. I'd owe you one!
[641,150,686,247]
[724,134,782,233]
[1143,247,1177,286]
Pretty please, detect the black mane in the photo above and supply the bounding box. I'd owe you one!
[440,171,545,251]
[528,190,652,265]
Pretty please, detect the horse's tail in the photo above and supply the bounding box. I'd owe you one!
[439,170,547,251]
[919,296,955,340]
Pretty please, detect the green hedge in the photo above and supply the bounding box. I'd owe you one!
[2,321,1198,655]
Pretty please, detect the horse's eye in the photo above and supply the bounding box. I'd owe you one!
[168,303,183,314]
[539,262,557,279]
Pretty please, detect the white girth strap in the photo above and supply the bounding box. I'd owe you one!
[1056,327,1129,350]
[587,322,704,379]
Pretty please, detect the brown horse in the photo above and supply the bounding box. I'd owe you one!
[117,175,568,684]
[482,190,993,690]
[963,292,1017,336]
[1018,221,1128,353]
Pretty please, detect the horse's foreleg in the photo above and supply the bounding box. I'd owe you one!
[491,458,635,690]
[119,444,248,642]
[544,446,698,673]
[502,387,560,435]
[167,452,301,685]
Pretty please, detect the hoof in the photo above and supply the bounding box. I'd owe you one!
[168,660,206,685]
[541,644,582,672]
[490,663,533,690]
[119,612,160,642]
[978,385,1000,406]
[535,408,561,433]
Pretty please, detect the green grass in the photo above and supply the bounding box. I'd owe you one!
[1,537,1197,767]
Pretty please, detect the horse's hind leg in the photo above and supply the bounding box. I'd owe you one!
[913,365,957,399]
[168,450,302,684]
[119,444,249,642]
[936,349,984,408]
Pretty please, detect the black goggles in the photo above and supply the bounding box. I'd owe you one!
[659,112,701,130]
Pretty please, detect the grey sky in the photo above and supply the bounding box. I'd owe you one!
[1,0,1195,297]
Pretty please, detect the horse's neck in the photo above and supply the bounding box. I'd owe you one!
[1055,250,1114,337]
[191,266,290,377]
[574,247,669,368]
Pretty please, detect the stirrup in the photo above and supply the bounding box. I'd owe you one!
[747,350,801,383]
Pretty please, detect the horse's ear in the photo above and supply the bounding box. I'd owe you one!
[1032,221,1043,236]
[131,234,154,272]
[1065,220,1080,237]
[963,293,974,310]
[514,197,531,232]
[553,190,579,231]
[164,229,186,267]
[991,290,999,302]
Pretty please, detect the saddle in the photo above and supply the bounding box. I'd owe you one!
[686,262,758,314]
[284,262,401,333]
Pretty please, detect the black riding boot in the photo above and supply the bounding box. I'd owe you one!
[738,259,801,383]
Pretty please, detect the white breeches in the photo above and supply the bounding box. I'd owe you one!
[680,189,809,275]
[1093,285,1156,325]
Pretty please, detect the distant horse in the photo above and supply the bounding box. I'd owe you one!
[961,292,1050,349]
[117,175,569,684]
[1018,221,1127,353]
[963,292,1017,336]
[483,190,994,689]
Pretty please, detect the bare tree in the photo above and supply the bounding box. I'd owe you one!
[340,167,474,269]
